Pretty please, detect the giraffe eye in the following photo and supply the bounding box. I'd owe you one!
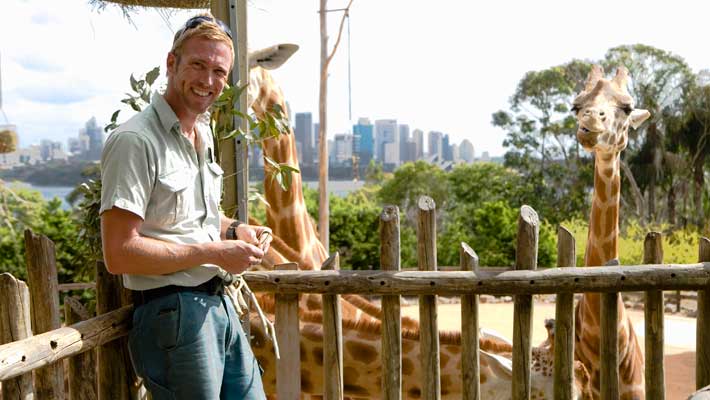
[619,105,633,115]
[571,105,580,114]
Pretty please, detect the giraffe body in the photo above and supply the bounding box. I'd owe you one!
[572,65,650,399]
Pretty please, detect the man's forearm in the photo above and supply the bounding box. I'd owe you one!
[104,234,219,275]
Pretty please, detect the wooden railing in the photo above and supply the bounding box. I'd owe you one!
[1,200,709,400]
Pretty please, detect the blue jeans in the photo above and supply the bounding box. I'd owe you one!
[128,291,266,400]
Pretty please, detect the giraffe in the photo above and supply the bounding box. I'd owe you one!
[571,65,651,399]
[241,44,593,398]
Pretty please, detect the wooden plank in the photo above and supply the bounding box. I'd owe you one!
[644,232,664,400]
[95,260,131,400]
[460,243,480,400]
[64,296,97,400]
[0,305,132,381]
[275,262,301,399]
[322,253,343,400]
[23,229,64,399]
[58,282,96,292]
[380,205,402,400]
[697,237,710,389]
[554,226,575,400]
[417,196,440,400]
[0,273,34,400]
[241,262,710,295]
[512,206,538,400]
[600,290,619,400]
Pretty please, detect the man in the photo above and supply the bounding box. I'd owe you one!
[100,14,270,400]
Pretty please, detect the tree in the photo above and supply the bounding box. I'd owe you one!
[377,161,449,223]
[604,44,694,222]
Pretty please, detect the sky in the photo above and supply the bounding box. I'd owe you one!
[2,0,710,157]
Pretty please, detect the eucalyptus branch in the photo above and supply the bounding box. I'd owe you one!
[324,0,355,70]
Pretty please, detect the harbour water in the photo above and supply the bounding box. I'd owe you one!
[10,180,364,211]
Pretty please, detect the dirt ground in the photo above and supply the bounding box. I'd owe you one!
[402,299,696,400]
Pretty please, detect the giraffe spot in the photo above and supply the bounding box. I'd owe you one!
[301,369,313,392]
[313,347,323,366]
[440,375,452,390]
[402,340,415,353]
[343,366,360,386]
[306,294,322,310]
[592,208,602,239]
[343,384,369,396]
[480,370,487,384]
[258,356,269,371]
[302,324,323,342]
[407,387,421,398]
[440,352,450,369]
[444,345,460,355]
[595,174,607,203]
[402,357,415,375]
[346,341,378,364]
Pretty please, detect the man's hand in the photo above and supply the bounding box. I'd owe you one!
[213,239,265,274]
[236,224,273,253]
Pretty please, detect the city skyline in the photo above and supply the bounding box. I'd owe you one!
[5,1,710,157]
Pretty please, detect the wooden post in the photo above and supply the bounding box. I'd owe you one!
[380,205,402,400]
[64,296,97,400]
[417,196,440,400]
[321,253,343,400]
[460,243,480,400]
[23,229,64,399]
[644,232,664,400]
[600,259,620,400]
[512,206,538,400]
[96,260,131,400]
[697,237,710,389]
[275,262,300,399]
[0,273,34,400]
[554,226,575,400]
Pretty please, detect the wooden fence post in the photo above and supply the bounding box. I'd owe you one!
[64,296,97,400]
[24,229,64,399]
[380,205,402,400]
[644,232,664,400]
[460,243,480,400]
[0,273,34,400]
[321,253,343,400]
[275,262,300,399]
[417,196,440,400]
[512,205,538,400]
[554,226,575,400]
[600,259,620,400]
[96,260,132,400]
[697,237,710,389]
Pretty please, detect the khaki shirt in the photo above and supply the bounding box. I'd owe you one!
[100,92,226,290]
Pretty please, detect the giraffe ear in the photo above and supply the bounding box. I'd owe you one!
[480,350,513,379]
[248,44,299,70]
[629,109,650,129]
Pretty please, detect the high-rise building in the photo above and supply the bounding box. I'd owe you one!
[427,131,443,161]
[398,124,409,164]
[442,134,453,161]
[40,140,67,161]
[334,133,353,163]
[294,112,314,166]
[459,139,475,163]
[353,117,374,166]
[412,129,424,160]
[375,119,397,164]
[313,122,320,164]
[84,117,103,160]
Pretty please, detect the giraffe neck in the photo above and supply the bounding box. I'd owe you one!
[252,68,327,270]
[576,151,645,399]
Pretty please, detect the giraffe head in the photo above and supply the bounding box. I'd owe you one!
[245,44,299,113]
[572,65,650,156]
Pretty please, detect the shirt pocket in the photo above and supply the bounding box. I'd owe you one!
[206,162,224,200]
[155,169,193,226]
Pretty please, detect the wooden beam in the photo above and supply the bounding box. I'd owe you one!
[275,262,300,399]
[0,273,34,399]
[554,226,576,400]
[322,253,343,400]
[644,232,664,400]
[380,205,402,400]
[460,243,480,400]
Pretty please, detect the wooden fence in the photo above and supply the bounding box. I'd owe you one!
[1,199,709,400]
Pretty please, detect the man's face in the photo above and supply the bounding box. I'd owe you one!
[166,36,232,117]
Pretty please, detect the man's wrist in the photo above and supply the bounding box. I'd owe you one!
[226,220,244,240]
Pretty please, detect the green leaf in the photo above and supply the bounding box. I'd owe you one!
[110,110,121,123]
[129,74,139,92]
[146,67,160,85]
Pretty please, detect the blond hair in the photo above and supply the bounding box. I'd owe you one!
[170,13,234,66]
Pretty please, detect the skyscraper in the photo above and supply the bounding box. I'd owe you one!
[442,134,453,161]
[333,133,353,163]
[412,129,424,160]
[398,124,410,164]
[294,112,314,166]
[85,117,103,160]
[459,139,475,163]
[375,119,397,164]
[353,117,374,166]
[427,131,443,161]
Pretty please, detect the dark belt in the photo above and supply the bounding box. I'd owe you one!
[132,276,226,306]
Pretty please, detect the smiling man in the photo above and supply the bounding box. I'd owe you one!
[99,14,270,400]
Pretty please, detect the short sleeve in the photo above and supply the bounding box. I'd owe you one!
[100,131,156,219]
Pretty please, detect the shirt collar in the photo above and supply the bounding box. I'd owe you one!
[151,91,181,134]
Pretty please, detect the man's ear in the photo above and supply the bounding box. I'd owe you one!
[166,52,177,76]
[630,109,650,129]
